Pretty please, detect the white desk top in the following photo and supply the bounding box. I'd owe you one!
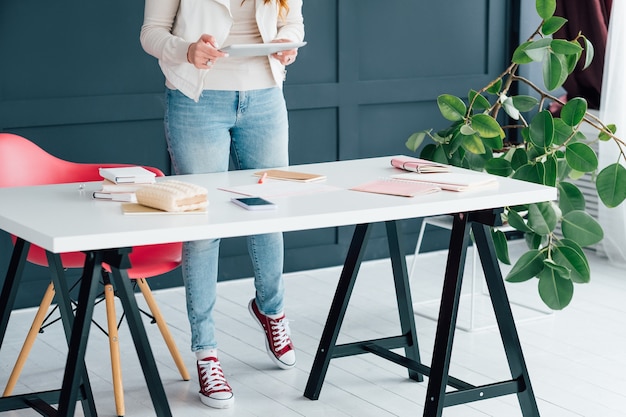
[0,156,556,253]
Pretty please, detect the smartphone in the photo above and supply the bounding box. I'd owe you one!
[231,196,277,210]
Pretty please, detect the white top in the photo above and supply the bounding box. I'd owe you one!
[202,0,276,91]
[140,0,304,101]
[0,157,556,253]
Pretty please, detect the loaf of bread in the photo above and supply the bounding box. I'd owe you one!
[135,180,208,212]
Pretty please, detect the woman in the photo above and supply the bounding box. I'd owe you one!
[140,0,304,409]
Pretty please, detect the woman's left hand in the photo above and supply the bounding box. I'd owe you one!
[271,38,298,66]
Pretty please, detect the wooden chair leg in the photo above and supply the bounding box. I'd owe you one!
[3,282,56,397]
[104,283,125,417]
[135,278,190,381]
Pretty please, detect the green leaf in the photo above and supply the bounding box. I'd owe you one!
[525,38,552,61]
[541,16,567,35]
[557,157,572,180]
[599,124,617,141]
[460,134,486,155]
[460,124,476,135]
[525,231,545,249]
[560,97,587,126]
[406,131,427,152]
[558,182,586,214]
[482,136,504,151]
[512,41,535,64]
[431,144,450,165]
[486,79,502,95]
[551,39,583,55]
[511,95,539,112]
[538,271,574,310]
[432,132,449,145]
[485,157,512,177]
[447,131,464,154]
[506,249,545,283]
[437,94,467,121]
[561,210,604,247]
[543,51,568,90]
[565,142,598,172]
[553,119,574,145]
[502,97,521,120]
[544,258,571,279]
[543,155,558,187]
[553,243,590,283]
[564,52,580,74]
[527,202,558,235]
[511,148,529,170]
[513,163,545,185]
[536,0,556,20]
[507,208,532,233]
[464,150,489,170]
[492,229,510,265]
[529,110,554,148]
[558,238,587,261]
[471,114,504,138]
[468,90,491,111]
[597,163,626,208]
[520,127,530,143]
[582,35,594,70]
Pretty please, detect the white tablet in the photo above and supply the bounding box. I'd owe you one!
[220,42,307,57]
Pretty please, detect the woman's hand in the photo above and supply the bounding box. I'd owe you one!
[271,38,298,66]
[187,34,228,69]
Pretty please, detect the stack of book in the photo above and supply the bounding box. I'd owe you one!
[93,166,157,202]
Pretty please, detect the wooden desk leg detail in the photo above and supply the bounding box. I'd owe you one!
[304,223,373,400]
[2,282,56,397]
[106,250,172,417]
[423,213,472,417]
[385,220,423,382]
[471,223,540,417]
[103,278,125,417]
[136,278,191,381]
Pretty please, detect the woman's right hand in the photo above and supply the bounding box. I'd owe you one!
[187,34,228,69]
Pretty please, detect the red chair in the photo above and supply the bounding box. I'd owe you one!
[0,133,189,416]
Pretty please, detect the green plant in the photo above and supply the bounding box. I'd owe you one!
[406,0,625,310]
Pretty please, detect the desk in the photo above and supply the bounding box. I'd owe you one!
[0,156,556,416]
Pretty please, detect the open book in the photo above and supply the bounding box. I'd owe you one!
[391,156,449,173]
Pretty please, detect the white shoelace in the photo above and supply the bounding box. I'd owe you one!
[270,317,292,351]
[198,359,231,393]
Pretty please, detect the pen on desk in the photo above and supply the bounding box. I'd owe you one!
[258,172,268,184]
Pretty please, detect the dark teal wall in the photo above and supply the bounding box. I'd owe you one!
[1,0,514,308]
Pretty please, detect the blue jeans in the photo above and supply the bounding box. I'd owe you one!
[164,87,289,352]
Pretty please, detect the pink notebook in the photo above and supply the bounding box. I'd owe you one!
[391,156,449,173]
[350,179,441,197]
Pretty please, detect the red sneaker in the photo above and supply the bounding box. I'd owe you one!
[196,356,234,409]
[248,299,296,369]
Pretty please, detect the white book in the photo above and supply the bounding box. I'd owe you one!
[93,191,138,203]
[99,166,156,184]
[100,179,148,193]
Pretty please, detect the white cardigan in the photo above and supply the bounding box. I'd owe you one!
[140,0,304,101]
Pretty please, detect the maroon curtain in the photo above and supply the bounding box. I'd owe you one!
[554,0,613,110]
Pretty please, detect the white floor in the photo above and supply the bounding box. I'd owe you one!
[1,241,625,417]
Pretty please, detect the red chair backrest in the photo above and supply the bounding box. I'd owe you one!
[0,133,163,186]
[0,133,181,274]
